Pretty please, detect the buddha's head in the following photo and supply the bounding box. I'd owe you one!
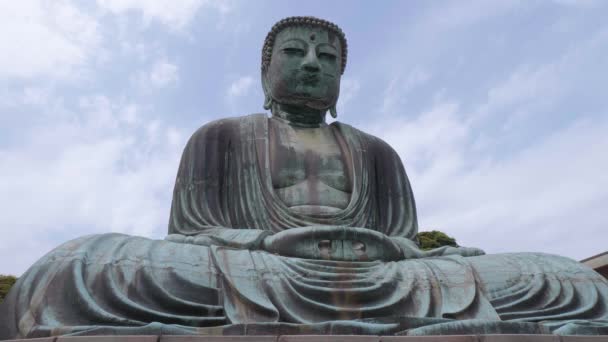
[261,16,347,118]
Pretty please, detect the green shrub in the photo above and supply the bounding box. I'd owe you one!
[0,274,17,303]
[417,230,458,250]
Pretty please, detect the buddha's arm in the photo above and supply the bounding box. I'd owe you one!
[166,228,272,249]
[390,236,485,258]
[167,117,275,251]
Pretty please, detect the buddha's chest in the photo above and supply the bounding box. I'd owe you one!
[268,119,352,211]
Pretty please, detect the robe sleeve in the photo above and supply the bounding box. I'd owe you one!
[367,135,419,240]
[167,117,270,248]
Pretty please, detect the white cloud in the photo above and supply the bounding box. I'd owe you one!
[552,0,602,7]
[424,1,521,31]
[21,87,53,106]
[121,104,139,124]
[369,102,469,198]
[227,76,255,98]
[0,1,101,79]
[372,99,608,261]
[133,60,180,90]
[96,0,231,31]
[0,95,185,275]
[381,68,431,114]
[337,78,361,113]
[0,0,230,80]
[368,25,608,261]
[97,0,202,29]
[471,28,608,127]
[352,0,608,256]
[149,60,180,87]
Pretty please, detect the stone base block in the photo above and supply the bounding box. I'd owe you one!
[3,335,608,342]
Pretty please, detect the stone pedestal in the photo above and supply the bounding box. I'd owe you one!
[5,335,608,342]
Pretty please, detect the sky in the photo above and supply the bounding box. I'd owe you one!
[1,0,607,276]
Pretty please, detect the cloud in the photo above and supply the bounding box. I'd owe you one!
[96,0,231,31]
[472,28,608,129]
[337,78,361,113]
[380,68,431,115]
[369,101,468,197]
[0,94,185,275]
[0,0,219,276]
[149,60,180,87]
[227,76,255,98]
[133,59,180,90]
[0,1,101,79]
[370,97,608,261]
[552,0,602,7]
[424,0,521,31]
[367,23,608,261]
[429,117,608,258]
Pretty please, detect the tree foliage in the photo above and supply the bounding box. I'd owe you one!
[417,230,458,250]
[0,274,17,303]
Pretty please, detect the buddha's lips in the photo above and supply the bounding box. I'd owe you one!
[299,73,321,85]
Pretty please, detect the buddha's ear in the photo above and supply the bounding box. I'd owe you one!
[329,105,338,118]
[261,71,273,110]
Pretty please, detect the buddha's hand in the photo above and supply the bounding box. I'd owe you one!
[261,226,403,262]
[391,236,485,259]
[441,246,485,257]
[165,228,271,249]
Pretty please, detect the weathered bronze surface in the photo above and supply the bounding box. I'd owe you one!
[6,334,608,342]
[1,16,608,339]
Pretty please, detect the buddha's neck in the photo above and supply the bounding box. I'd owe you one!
[271,103,327,128]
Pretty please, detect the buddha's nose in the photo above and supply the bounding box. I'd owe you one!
[301,50,321,72]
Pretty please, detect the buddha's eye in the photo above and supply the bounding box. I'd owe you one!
[282,47,305,57]
[318,52,336,62]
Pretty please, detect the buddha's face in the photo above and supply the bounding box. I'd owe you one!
[264,25,342,110]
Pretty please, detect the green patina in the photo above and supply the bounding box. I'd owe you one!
[1,16,608,339]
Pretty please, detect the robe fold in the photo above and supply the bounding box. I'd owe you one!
[2,114,608,339]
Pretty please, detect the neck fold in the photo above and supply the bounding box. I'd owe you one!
[271,103,326,128]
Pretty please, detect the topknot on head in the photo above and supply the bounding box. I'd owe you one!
[261,16,348,75]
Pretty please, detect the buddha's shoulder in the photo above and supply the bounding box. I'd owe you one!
[332,121,399,156]
[188,113,268,141]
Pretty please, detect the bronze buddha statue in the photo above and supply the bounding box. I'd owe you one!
[1,16,607,339]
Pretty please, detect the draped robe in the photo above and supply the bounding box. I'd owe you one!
[167,113,418,240]
[2,114,608,339]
